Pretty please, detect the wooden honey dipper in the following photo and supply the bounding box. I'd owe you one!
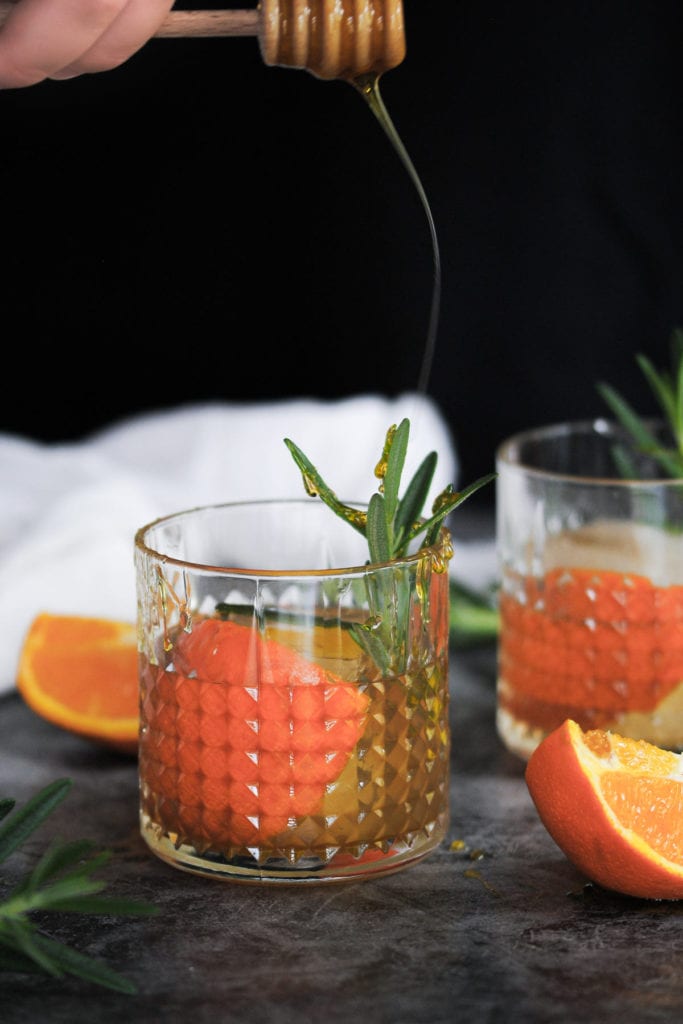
[0,1,406,82]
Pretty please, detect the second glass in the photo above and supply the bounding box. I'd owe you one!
[134,499,452,884]
[496,419,683,760]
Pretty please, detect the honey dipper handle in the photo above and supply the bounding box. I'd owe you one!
[154,10,260,38]
[0,5,261,38]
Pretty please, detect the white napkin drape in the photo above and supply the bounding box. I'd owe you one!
[0,392,495,694]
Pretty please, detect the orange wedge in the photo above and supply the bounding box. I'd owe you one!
[17,613,139,756]
[526,718,683,900]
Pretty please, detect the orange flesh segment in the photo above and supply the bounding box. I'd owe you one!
[583,729,683,863]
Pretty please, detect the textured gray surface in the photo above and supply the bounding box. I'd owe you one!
[2,645,683,1024]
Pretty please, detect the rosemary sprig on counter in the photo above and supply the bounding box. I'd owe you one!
[596,328,683,479]
[0,778,158,994]
[285,417,496,670]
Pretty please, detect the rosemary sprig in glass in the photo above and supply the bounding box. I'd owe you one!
[284,417,496,669]
[596,328,683,479]
[0,778,158,994]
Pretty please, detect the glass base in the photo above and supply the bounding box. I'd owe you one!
[497,694,683,761]
[140,812,445,884]
[496,706,548,761]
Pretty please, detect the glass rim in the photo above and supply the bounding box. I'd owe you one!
[495,417,683,487]
[134,497,449,578]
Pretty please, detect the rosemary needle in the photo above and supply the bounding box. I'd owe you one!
[0,778,158,994]
[596,328,683,479]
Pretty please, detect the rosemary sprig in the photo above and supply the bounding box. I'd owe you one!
[0,778,159,994]
[285,418,495,561]
[284,417,496,669]
[596,328,683,479]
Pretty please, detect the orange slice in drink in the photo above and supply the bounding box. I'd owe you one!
[500,567,683,716]
[140,618,369,850]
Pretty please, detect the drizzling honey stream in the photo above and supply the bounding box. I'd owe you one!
[351,70,441,396]
[259,0,441,395]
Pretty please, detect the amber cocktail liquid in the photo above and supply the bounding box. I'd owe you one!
[135,500,451,883]
[496,421,683,760]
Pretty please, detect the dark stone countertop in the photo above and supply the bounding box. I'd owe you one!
[3,641,683,1024]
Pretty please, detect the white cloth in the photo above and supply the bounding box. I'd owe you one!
[0,392,487,693]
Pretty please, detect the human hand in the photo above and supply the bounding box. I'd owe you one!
[0,0,176,88]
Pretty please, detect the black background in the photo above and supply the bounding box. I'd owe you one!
[1,1,682,502]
